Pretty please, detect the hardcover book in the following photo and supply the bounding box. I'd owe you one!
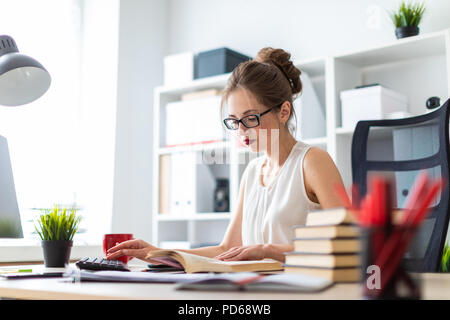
[292,237,361,254]
[284,252,360,268]
[283,264,361,282]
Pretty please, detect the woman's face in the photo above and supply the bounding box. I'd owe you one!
[226,88,281,153]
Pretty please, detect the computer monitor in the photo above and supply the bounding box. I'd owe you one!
[0,135,23,238]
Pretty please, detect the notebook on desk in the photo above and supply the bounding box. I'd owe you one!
[176,272,334,292]
[71,270,333,292]
[72,270,204,283]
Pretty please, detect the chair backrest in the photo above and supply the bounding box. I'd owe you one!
[352,98,450,272]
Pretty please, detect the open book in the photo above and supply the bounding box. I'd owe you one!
[145,250,283,273]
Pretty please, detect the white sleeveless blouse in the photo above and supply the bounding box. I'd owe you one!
[241,140,322,245]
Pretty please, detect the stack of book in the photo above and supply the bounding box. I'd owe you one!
[283,208,361,282]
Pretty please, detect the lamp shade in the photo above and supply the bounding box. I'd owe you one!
[0,35,51,106]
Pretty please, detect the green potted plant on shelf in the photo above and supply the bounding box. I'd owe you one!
[389,1,426,39]
[442,243,450,272]
[34,205,82,267]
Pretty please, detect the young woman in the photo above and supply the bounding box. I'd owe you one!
[106,47,345,263]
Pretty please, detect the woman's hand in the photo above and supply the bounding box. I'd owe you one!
[106,239,160,262]
[214,245,266,261]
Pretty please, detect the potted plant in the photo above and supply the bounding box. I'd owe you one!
[442,243,450,272]
[34,205,82,267]
[389,1,426,39]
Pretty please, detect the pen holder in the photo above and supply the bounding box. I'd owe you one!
[360,226,421,300]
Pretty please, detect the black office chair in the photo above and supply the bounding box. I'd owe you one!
[352,98,450,272]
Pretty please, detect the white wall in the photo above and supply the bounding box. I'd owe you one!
[111,0,168,240]
[78,0,119,242]
[167,0,450,59]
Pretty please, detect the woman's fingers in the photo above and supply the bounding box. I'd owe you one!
[216,247,242,260]
[106,239,136,254]
[120,248,148,260]
[215,247,238,259]
[105,250,124,260]
[223,250,248,261]
[106,248,148,261]
[221,245,265,261]
[105,239,154,261]
[106,239,146,254]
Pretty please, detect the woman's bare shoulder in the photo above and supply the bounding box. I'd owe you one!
[303,146,345,208]
[303,146,334,168]
[302,146,341,189]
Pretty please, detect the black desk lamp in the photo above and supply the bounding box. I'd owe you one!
[0,35,51,106]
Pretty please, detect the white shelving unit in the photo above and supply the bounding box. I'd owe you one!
[330,29,450,187]
[152,29,450,248]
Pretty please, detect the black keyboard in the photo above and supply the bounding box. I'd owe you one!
[75,257,130,272]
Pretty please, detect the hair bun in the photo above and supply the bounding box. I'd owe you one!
[254,47,302,95]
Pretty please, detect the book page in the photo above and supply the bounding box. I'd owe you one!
[173,251,282,273]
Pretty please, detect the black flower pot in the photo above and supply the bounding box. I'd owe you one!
[42,240,73,267]
[395,26,419,39]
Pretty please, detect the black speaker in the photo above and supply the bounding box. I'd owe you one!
[426,96,440,110]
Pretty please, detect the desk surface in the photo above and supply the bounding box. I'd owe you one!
[1,265,450,300]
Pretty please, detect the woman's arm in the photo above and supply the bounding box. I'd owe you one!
[215,243,294,263]
[262,243,294,262]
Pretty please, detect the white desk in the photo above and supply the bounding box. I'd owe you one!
[1,265,450,300]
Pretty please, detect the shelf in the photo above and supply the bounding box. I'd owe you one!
[156,57,327,96]
[156,73,230,96]
[334,29,449,68]
[158,141,230,155]
[156,213,231,221]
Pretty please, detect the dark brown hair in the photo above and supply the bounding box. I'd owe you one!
[221,47,302,134]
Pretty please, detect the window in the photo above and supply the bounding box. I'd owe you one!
[0,0,118,244]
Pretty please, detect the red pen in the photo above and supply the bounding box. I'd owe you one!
[411,179,444,225]
[375,178,444,297]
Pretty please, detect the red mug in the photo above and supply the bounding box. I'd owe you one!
[103,233,133,264]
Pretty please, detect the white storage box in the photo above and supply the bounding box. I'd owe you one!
[340,85,408,130]
[165,96,224,147]
[164,52,194,86]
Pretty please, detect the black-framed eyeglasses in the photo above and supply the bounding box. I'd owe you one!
[223,103,282,130]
